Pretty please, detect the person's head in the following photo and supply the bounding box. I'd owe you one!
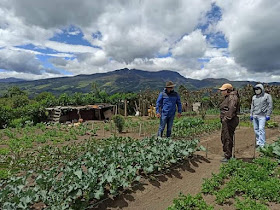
[165,81,176,93]
[253,84,264,95]
[218,83,233,96]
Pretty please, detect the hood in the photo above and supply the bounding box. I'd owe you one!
[254,84,265,95]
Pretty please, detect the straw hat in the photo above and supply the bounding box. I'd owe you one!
[165,81,176,88]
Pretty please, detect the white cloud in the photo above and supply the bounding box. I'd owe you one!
[0,71,66,80]
[0,48,44,74]
[0,0,279,82]
[0,7,55,47]
[0,48,61,75]
[215,0,280,73]
[10,47,74,58]
[42,41,99,54]
[172,30,207,58]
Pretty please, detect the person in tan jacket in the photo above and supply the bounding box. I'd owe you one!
[219,83,240,162]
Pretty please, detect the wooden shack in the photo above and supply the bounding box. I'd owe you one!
[46,104,114,123]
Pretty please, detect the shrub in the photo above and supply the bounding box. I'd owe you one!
[112,115,125,133]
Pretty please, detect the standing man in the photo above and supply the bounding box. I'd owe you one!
[156,81,182,138]
[250,84,273,148]
[219,83,240,162]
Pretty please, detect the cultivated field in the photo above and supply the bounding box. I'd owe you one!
[0,113,279,209]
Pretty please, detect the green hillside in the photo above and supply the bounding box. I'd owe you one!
[0,68,276,96]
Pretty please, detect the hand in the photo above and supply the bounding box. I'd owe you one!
[250,116,253,121]
[156,113,161,118]
[177,113,182,118]
[266,116,270,121]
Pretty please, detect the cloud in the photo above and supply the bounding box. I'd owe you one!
[216,0,280,73]
[0,71,66,80]
[0,7,55,47]
[50,50,109,74]
[172,30,207,58]
[42,41,99,53]
[0,48,61,75]
[1,0,279,82]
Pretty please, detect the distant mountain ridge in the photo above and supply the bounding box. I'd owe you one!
[0,77,26,83]
[0,68,278,96]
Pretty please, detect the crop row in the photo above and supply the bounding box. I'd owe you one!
[0,136,203,209]
[172,118,221,138]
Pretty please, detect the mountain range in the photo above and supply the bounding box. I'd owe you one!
[0,68,278,96]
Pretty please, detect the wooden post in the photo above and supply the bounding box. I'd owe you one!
[142,101,145,116]
[139,123,142,136]
[103,122,105,136]
[124,99,127,117]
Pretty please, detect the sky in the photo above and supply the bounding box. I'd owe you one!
[0,0,280,82]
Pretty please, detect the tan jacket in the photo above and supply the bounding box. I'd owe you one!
[220,91,240,121]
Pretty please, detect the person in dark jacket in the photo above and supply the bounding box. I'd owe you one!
[250,84,273,148]
[156,81,182,137]
[219,83,240,162]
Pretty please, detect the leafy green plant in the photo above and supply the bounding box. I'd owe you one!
[168,193,214,210]
[202,158,280,205]
[0,137,202,209]
[259,138,280,162]
[0,148,10,155]
[266,121,278,128]
[113,115,125,133]
[0,169,11,180]
[235,197,268,210]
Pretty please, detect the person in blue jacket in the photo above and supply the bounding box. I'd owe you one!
[156,81,182,137]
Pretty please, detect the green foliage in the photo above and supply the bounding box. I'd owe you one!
[168,193,214,210]
[266,121,278,128]
[172,117,221,138]
[9,117,31,128]
[113,115,125,133]
[0,148,10,155]
[11,95,29,108]
[0,169,10,180]
[235,197,268,210]
[202,158,280,205]
[4,86,27,98]
[0,106,13,128]
[0,137,202,209]
[259,138,280,162]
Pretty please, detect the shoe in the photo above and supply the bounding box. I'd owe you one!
[220,157,230,163]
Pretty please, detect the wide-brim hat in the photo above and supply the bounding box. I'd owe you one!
[165,81,176,88]
[218,83,233,91]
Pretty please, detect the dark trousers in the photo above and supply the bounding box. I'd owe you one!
[221,116,239,159]
[157,114,175,137]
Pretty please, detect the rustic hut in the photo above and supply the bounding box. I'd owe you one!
[46,104,114,123]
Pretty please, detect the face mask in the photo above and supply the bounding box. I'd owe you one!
[255,89,262,95]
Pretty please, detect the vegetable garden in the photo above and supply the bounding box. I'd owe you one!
[0,85,279,209]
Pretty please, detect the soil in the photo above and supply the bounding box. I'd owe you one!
[92,123,280,210]
[1,117,279,209]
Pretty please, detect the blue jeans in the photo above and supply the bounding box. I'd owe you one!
[252,116,266,147]
[157,115,175,137]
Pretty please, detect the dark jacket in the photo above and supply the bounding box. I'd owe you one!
[156,89,182,117]
[220,91,240,121]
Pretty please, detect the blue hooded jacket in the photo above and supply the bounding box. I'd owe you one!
[156,89,182,117]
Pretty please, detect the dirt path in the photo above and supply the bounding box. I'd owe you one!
[93,126,280,210]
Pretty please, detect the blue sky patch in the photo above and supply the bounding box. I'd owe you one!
[50,25,93,47]
[16,44,58,54]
